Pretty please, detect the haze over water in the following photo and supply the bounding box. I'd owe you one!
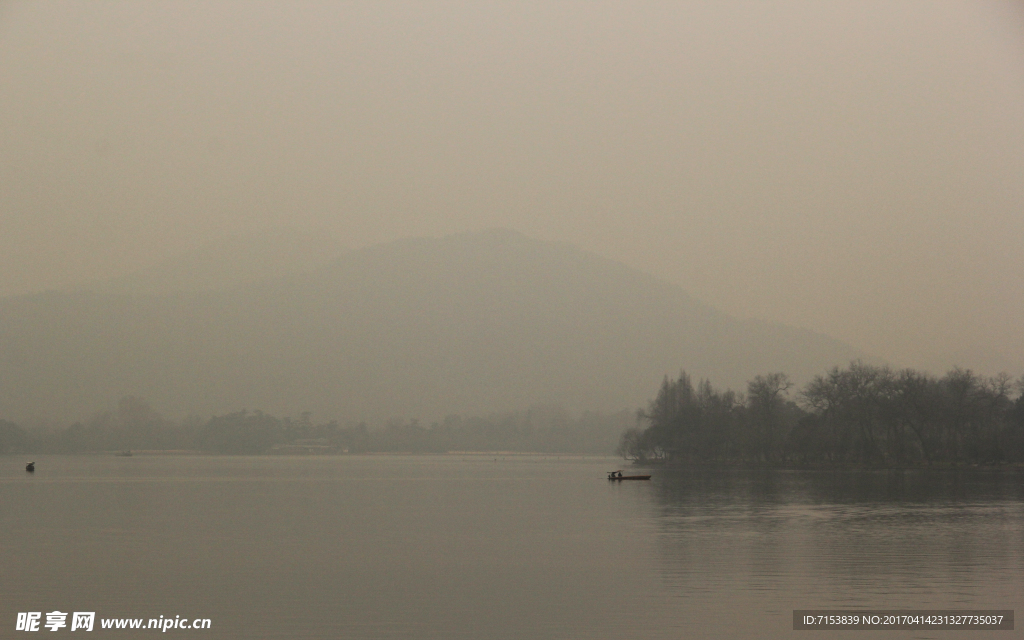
[3,456,1020,639]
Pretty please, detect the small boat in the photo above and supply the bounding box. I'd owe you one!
[25,462,35,472]
[607,470,650,481]
[114,450,133,457]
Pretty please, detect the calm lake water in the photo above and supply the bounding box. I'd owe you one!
[2,455,1021,639]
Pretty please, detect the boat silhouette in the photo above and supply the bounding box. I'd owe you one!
[607,470,650,480]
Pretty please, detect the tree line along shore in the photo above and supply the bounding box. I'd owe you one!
[2,361,1021,465]
[619,362,1024,467]
[0,400,628,456]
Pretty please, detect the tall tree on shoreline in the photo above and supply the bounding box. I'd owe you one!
[746,373,792,462]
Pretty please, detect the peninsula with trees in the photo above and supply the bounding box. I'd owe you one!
[619,362,1024,467]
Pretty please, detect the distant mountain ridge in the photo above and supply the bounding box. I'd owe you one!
[0,229,865,422]
[87,227,347,295]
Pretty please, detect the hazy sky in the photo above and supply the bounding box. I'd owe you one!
[2,1,1022,375]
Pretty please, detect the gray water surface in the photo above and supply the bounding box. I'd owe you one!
[2,456,1021,639]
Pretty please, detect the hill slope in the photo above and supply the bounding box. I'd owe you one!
[0,230,864,422]
[89,227,347,295]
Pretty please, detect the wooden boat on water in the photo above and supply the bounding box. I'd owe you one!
[607,470,650,481]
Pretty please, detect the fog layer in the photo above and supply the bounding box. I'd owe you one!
[0,231,862,422]
[1,1,1022,374]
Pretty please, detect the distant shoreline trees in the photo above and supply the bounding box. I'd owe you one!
[0,400,629,455]
[619,362,1024,467]
[2,362,1021,463]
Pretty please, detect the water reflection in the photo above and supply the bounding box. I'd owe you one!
[645,468,1024,638]
[4,457,1020,640]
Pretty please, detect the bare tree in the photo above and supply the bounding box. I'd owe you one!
[747,373,792,462]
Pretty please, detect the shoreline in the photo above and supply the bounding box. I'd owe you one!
[629,459,1024,472]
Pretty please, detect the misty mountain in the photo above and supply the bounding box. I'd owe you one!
[0,230,864,423]
[88,227,347,295]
